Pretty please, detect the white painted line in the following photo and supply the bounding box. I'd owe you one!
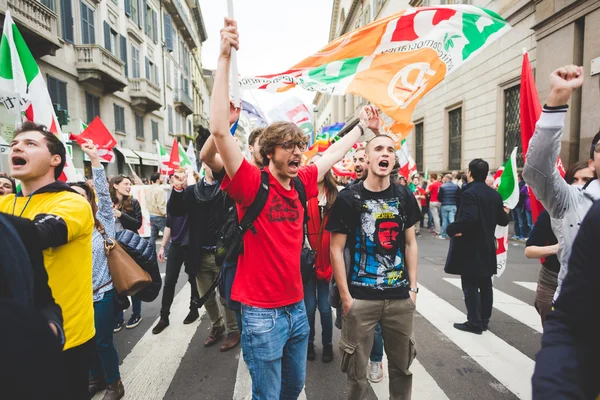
[417,284,534,400]
[443,278,542,333]
[514,281,537,292]
[232,349,307,399]
[94,285,205,400]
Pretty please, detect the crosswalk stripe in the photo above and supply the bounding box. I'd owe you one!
[514,281,537,292]
[233,349,307,399]
[94,285,205,400]
[417,284,534,400]
[443,278,542,333]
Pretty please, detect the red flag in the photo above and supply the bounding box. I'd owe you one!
[69,117,117,162]
[520,52,564,223]
[168,138,180,171]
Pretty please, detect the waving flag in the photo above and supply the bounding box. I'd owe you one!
[69,117,116,162]
[178,142,192,168]
[303,122,346,162]
[241,5,509,144]
[168,139,180,171]
[267,96,314,138]
[156,141,171,174]
[0,11,78,181]
[397,138,417,179]
[241,99,268,128]
[186,141,198,172]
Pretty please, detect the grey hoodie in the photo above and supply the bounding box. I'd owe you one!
[523,105,600,301]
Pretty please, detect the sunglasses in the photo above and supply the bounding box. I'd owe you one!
[276,141,308,153]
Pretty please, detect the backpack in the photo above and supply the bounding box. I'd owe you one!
[200,171,310,309]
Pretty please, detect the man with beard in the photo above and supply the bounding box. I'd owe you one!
[328,134,420,399]
[352,147,368,183]
[523,64,600,302]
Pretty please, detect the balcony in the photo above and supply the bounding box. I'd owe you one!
[193,113,208,129]
[0,0,61,58]
[74,45,128,93]
[129,78,162,113]
[174,89,193,116]
[162,0,197,49]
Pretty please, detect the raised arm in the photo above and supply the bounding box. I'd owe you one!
[200,104,240,173]
[315,106,380,182]
[522,65,584,219]
[209,18,244,180]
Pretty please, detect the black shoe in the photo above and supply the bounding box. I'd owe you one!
[322,344,333,363]
[152,319,169,334]
[453,321,483,335]
[482,323,489,331]
[126,314,142,329]
[307,342,315,361]
[89,376,106,398]
[113,319,124,333]
[183,309,199,324]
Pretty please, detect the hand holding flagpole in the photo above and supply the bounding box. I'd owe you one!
[227,0,240,108]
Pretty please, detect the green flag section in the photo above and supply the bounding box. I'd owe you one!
[497,147,519,209]
[178,144,191,168]
[156,140,171,174]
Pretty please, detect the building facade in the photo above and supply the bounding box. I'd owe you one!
[314,0,600,174]
[0,0,210,179]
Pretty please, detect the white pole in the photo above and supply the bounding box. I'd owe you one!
[227,0,240,108]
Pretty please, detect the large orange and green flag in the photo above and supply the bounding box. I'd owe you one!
[0,10,78,181]
[240,5,510,145]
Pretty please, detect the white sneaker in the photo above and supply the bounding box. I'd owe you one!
[367,361,384,383]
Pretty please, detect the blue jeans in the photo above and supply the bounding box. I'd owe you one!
[512,206,528,238]
[369,322,383,362]
[441,205,457,237]
[91,290,120,384]
[526,209,533,235]
[303,276,333,345]
[149,216,167,251]
[118,295,141,321]
[241,301,309,400]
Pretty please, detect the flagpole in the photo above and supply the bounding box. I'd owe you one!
[227,0,240,108]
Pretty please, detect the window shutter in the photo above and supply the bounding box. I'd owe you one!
[103,22,111,52]
[120,35,128,77]
[144,0,149,35]
[152,10,158,43]
[61,0,73,43]
[89,7,95,44]
[124,0,131,16]
[137,0,143,28]
[164,13,173,51]
[145,57,150,80]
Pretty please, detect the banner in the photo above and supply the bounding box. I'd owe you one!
[495,225,509,277]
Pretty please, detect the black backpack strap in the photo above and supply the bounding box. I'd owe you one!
[292,176,309,225]
[196,171,270,309]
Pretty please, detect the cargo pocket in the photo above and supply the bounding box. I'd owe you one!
[407,338,417,369]
[339,336,357,373]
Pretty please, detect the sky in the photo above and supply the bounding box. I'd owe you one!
[200,0,333,116]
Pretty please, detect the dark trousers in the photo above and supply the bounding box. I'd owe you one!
[91,290,120,385]
[461,275,493,330]
[160,242,200,319]
[63,338,95,400]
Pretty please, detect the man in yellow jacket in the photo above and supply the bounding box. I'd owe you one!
[0,121,95,399]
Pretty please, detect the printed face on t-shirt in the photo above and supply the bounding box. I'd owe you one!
[376,219,400,253]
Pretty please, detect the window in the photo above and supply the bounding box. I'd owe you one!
[152,120,159,141]
[60,0,74,43]
[503,85,523,167]
[415,122,424,172]
[120,35,128,76]
[42,0,55,11]
[47,75,68,113]
[187,120,192,136]
[130,0,139,26]
[80,2,95,45]
[104,22,117,55]
[145,4,156,42]
[85,92,100,124]
[168,106,173,133]
[164,13,173,51]
[448,108,462,170]
[135,114,144,139]
[114,105,125,133]
[175,110,181,134]
[145,57,158,84]
[131,45,140,78]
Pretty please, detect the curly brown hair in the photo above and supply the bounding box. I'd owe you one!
[109,175,134,213]
[259,122,307,166]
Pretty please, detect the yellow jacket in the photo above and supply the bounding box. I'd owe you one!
[0,181,95,350]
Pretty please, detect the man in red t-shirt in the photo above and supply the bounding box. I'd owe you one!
[412,176,426,238]
[426,173,442,234]
[208,18,381,399]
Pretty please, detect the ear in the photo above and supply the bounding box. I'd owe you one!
[50,154,62,168]
[589,159,595,169]
[248,144,254,152]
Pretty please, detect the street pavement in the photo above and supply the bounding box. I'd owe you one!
[98,231,542,400]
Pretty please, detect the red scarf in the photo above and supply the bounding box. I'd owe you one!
[307,197,332,281]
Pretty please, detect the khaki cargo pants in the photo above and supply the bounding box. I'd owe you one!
[340,298,416,400]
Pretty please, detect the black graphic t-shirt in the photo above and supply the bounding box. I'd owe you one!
[326,184,420,300]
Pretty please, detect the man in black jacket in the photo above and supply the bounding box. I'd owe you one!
[532,200,600,400]
[444,159,509,334]
[438,174,461,239]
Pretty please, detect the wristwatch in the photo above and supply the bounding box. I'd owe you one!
[409,287,419,294]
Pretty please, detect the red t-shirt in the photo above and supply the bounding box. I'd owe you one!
[415,186,427,207]
[428,181,442,202]
[221,159,318,308]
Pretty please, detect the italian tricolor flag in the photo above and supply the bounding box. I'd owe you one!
[397,138,417,179]
[156,140,171,175]
[0,11,78,181]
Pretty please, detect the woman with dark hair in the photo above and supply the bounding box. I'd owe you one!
[69,141,124,399]
[304,154,341,363]
[525,161,594,326]
[0,173,15,196]
[109,175,143,331]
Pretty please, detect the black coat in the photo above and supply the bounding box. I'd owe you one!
[444,182,509,277]
[118,198,142,232]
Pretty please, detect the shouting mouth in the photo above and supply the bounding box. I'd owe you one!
[378,160,390,169]
[288,159,300,172]
[11,155,27,168]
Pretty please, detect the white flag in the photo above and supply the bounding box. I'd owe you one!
[186,141,197,172]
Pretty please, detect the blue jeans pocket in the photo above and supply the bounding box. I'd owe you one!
[242,306,277,335]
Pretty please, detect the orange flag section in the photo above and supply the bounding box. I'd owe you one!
[348,49,446,143]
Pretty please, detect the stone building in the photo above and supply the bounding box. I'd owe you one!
[0,0,212,179]
[313,0,600,174]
